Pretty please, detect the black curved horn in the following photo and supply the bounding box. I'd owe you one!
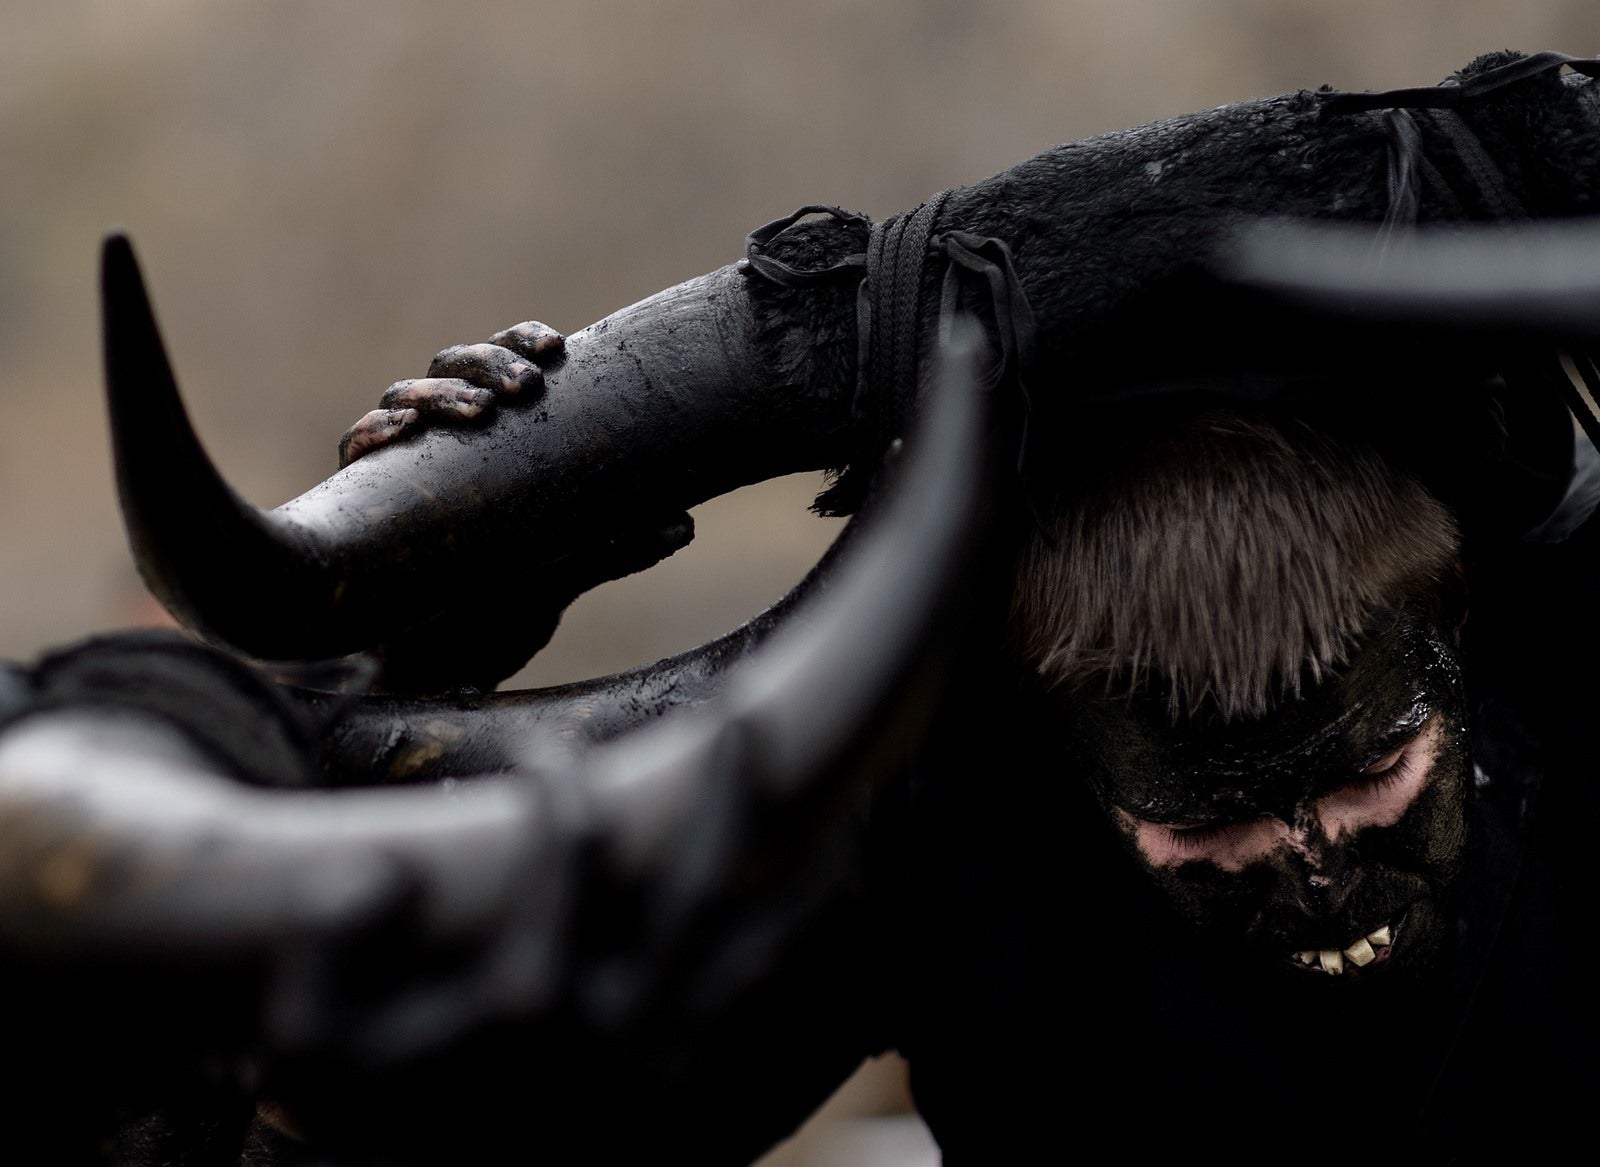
[104,234,854,659]
[103,234,342,654]
[1217,217,1600,341]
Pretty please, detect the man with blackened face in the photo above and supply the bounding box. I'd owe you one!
[1013,407,1473,988]
[898,398,1579,1155]
[1065,606,1471,985]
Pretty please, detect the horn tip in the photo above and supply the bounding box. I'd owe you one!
[100,230,143,298]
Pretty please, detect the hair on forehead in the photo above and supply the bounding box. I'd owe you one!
[1011,405,1461,722]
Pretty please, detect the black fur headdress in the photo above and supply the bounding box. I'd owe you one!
[746,51,1600,522]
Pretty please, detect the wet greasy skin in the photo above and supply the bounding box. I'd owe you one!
[1061,606,1472,974]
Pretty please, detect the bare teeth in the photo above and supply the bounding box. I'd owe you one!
[1293,924,1393,976]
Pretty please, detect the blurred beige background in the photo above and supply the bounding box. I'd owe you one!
[2,3,1596,1163]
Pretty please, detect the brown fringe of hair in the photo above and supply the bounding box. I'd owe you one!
[1011,407,1460,721]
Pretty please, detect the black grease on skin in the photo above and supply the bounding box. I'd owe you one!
[1060,604,1473,974]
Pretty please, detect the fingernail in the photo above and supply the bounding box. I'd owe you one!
[503,363,537,393]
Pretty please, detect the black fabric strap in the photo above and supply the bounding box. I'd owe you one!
[935,230,1038,477]
[1332,50,1585,224]
[745,196,1039,512]
[1421,108,1530,220]
[1372,107,1506,245]
[856,193,951,430]
[1320,51,1600,115]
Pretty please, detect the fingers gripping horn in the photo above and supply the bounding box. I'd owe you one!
[102,234,855,659]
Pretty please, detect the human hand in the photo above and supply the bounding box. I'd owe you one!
[338,321,566,467]
[333,320,698,694]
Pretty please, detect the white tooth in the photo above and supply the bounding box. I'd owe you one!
[1344,937,1376,967]
[1369,925,1392,948]
[1296,951,1316,965]
[1319,949,1344,975]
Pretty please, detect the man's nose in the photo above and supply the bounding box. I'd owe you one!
[1282,817,1356,908]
